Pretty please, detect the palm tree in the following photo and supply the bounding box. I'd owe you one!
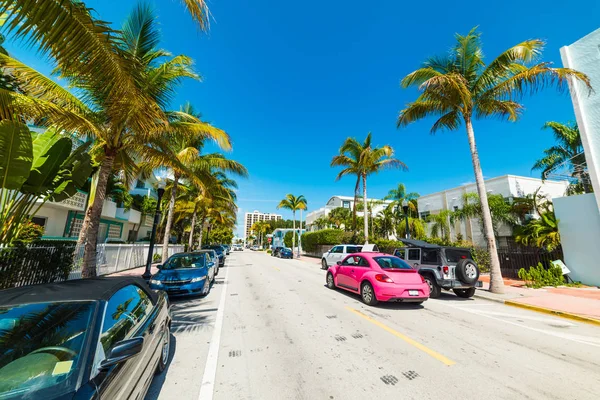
[396,27,591,293]
[277,194,308,256]
[328,207,352,230]
[532,121,590,193]
[454,192,518,241]
[427,210,454,241]
[514,202,561,251]
[385,183,420,217]
[160,104,237,262]
[331,133,407,242]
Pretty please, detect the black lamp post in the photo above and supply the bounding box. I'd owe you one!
[142,182,166,280]
[402,200,410,239]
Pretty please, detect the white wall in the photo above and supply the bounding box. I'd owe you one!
[554,194,600,286]
[36,205,70,237]
[561,29,600,212]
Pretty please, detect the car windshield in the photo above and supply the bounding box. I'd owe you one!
[444,249,472,264]
[373,256,413,270]
[0,301,95,399]
[283,248,292,252]
[162,254,206,270]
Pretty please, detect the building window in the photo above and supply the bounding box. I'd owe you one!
[31,216,47,228]
[420,211,430,220]
[453,206,459,211]
[108,224,122,239]
[69,218,84,237]
[135,180,145,189]
[342,201,350,209]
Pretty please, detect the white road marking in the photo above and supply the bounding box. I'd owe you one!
[198,258,230,400]
[441,302,600,347]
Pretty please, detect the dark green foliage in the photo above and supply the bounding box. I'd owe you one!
[0,240,77,289]
[518,262,564,288]
[12,220,44,244]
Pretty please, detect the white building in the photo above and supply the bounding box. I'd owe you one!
[553,29,600,286]
[243,211,282,242]
[305,195,393,231]
[417,175,569,247]
[33,178,158,243]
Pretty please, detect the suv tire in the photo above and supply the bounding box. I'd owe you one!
[455,258,480,285]
[321,259,328,270]
[453,287,476,298]
[423,275,441,298]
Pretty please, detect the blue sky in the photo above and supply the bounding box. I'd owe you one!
[7,0,600,236]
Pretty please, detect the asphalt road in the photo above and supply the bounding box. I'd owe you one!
[147,251,600,400]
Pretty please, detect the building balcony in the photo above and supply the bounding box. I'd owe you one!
[116,208,142,224]
[48,191,88,211]
[101,199,117,219]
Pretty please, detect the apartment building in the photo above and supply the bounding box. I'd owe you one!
[417,175,569,247]
[244,211,282,242]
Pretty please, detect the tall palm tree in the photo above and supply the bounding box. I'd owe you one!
[532,121,590,193]
[160,104,236,262]
[427,210,454,241]
[331,133,407,242]
[396,27,591,294]
[385,183,420,217]
[277,194,307,256]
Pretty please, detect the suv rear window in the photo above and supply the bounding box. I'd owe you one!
[444,249,472,264]
[346,246,362,253]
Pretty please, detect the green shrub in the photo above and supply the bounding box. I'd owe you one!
[267,249,272,254]
[153,253,162,262]
[301,229,347,252]
[471,247,490,273]
[517,262,564,288]
[13,220,45,244]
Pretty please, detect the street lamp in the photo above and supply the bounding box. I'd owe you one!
[142,180,166,280]
[402,199,410,239]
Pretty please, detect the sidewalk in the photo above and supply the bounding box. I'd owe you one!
[109,264,158,277]
[475,274,600,325]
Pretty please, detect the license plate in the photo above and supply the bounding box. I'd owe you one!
[408,290,419,296]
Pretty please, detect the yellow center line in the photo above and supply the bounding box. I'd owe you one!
[345,306,456,366]
[272,266,280,271]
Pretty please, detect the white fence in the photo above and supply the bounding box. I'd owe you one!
[70,243,185,279]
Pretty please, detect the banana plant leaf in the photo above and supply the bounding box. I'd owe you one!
[0,120,33,190]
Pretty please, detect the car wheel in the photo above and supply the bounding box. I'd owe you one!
[423,275,441,298]
[202,278,210,295]
[453,287,476,298]
[326,272,336,289]
[455,258,480,285]
[155,326,171,374]
[361,282,378,306]
[321,259,328,270]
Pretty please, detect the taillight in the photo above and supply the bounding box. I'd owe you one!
[420,275,426,283]
[375,274,393,283]
[443,266,449,275]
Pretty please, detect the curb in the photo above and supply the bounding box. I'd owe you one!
[504,300,600,327]
[472,292,507,305]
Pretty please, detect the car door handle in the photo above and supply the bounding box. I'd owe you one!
[351,269,355,273]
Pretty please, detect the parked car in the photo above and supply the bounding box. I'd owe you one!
[233,244,243,251]
[393,238,481,298]
[278,247,293,259]
[149,252,215,296]
[326,252,430,305]
[251,245,259,251]
[0,277,171,400]
[222,245,231,255]
[321,244,364,269]
[202,245,226,267]
[271,246,283,257]
[194,249,220,275]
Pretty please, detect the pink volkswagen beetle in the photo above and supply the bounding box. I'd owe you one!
[326,252,430,305]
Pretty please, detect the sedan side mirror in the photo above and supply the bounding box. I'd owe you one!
[336,261,342,265]
[156,264,162,270]
[207,261,215,267]
[100,337,144,369]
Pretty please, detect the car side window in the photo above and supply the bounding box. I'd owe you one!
[100,285,152,353]
[407,249,420,261]
[346,246,359,253]
[342,256,356,265]
[357,257,369,267]
[394,249,406,259]
[332,246,343,254]
[421,249,439,264]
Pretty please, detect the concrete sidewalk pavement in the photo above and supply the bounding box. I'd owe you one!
[476,274,600,325]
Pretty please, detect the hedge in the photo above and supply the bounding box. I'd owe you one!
[301,229,362,252]
[0,240,77,289]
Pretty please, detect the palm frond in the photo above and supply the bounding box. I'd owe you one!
[397,100,449,128]
[430,110,461,133]
[474,98,523,122]
[180,0,210,30]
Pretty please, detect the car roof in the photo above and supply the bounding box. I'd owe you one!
[346,252,388,258]
[0,276,156,307]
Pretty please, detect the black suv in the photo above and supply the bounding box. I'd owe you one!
[393,238,481,298]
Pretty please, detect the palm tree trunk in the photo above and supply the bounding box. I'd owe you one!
[362,174,369,243]
[292,211,296,256]
[465,119,504,294]
[188,211,197,250]
[162,174,179,262]
[78,151,116,278]
[197,215,206,248]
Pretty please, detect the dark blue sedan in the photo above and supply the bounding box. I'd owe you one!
[278,247,293,259]
[149,252,215,297]
[202,245,226,267]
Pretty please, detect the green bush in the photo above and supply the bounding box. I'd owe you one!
[153,253,162,262]
[267,249,272,254]
[13,220,45,244]
[518,262,564,288]
[471,247,490,273]
[301,229,347,252]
